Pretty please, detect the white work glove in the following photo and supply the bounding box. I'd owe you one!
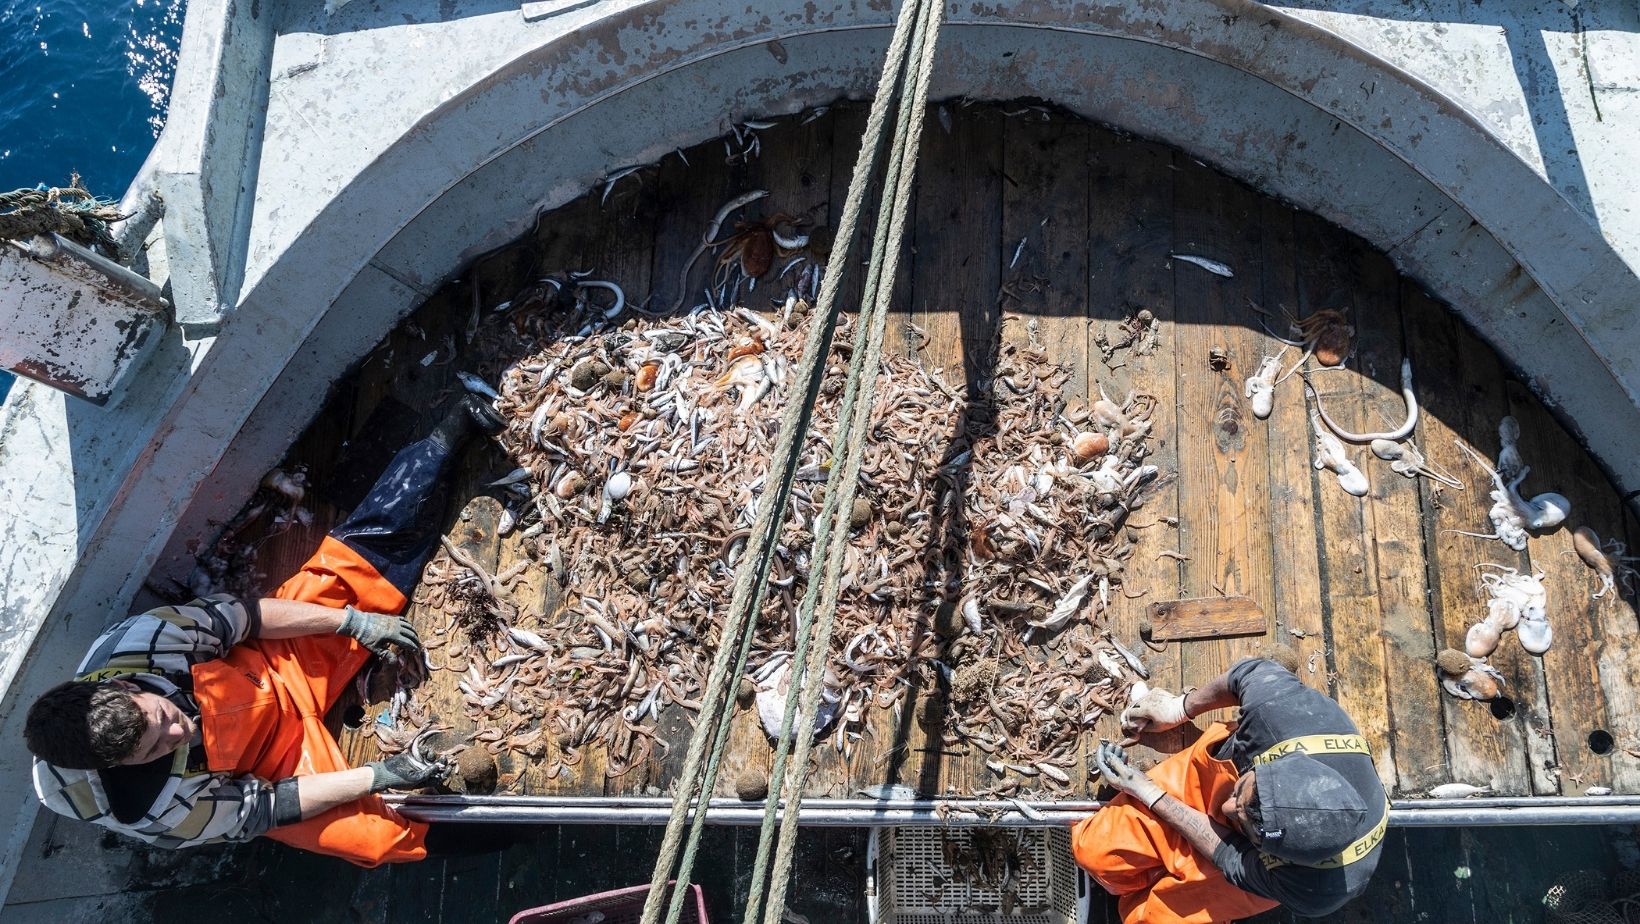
[1093,741,1166,809]
[1120,682,1192,737]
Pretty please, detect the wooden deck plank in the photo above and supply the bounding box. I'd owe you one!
[902,103,1003,796]
[1616,506,1640,790]
[1350,245,1446,795]
[1610,504,1640,790]
[593,170,668,799]
[1169,156,1275,720]
[760,108,843,799]
[823,102,902,795]
[201,107,1640,803]
[1086,131,1182,767]
[1252,198,1330,691]
[1504,378,1615,794]
[822,105,921,800]
[1401,286,1532,795]
[711,108,841,800]
[633,121,743,798]
[828,101,915,359]
[1001,111,1093,792]
[1292,213,1396,788]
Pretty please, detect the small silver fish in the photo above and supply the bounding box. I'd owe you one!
[458,371,501,400]
[507,627,550,651]
[489,467,531,487]
[1006,797,1047,822]
[856,783,922,800]
[1170,254,1235,278]
[1586,786,1614,796]
[1426,782,1490,799]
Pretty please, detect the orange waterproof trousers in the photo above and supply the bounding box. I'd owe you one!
[190,536,430,866]
[1071,722,1279,924]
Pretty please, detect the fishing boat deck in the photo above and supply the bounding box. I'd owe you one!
[197,102,1640,804]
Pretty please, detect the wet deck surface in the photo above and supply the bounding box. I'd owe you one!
[203,102,1640,803]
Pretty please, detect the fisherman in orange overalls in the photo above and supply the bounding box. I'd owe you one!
[1074,657,1388,922]
[25,393,504,866]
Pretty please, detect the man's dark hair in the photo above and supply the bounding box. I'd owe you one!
[23,681,146,769]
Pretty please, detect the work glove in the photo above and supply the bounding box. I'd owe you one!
[1093,741,1167,809]
[366,750,448,793]
[1119,681,1192,737]
[338,606,422,656]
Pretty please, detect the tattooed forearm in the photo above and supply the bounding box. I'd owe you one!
[1151,794,1231,861]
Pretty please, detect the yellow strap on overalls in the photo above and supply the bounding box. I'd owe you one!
[1254,733,1386,870]
[1253,733,1371,765]
[1258,803,1390,870]
[76,665,154,682]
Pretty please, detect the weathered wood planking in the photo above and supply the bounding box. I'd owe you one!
[1169,156,1275,719]
[903,104,1003,796]
[1000,111,1093,792]
[229,107,1640,804]
[587,159,670,798]
[1252,199,1330,691]
[1504,378,1615,793]
[1354,255,1445,794]
[1403,287,1532,795]
[1146,596,1266,641]
[1087,132,1182,771]
[1292,213,1396,787]
[823,103,898,794]
[1618,509,1640,792]
[757,108,843,798]
[713,110,840,799]
[1210,181,1279,678]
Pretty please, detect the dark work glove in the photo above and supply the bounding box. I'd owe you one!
[1093,741,1167,809]
[338,606,422,656]
[366,751,448,792]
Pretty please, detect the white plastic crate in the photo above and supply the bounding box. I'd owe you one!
[865,826,1091,924]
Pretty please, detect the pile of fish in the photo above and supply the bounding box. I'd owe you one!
[392,280,1162,788]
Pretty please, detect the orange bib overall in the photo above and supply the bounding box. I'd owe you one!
[1071,722,1280,924]
[189,536,430,866]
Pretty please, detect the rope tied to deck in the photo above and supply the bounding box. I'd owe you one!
[0,179,126,253]
[638,1,945,921]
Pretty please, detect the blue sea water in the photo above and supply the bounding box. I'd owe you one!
[0,0,184,402]
[0,0,185,195]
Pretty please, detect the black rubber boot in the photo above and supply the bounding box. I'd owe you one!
[329,395,501,594]
[428,393,505,451]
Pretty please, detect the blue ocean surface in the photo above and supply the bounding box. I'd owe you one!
[0,0,184,402]
[0,0,185,195]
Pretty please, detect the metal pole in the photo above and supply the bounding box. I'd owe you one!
[383,794,1640,828]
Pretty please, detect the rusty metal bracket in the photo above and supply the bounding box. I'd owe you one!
[1,233,170,404]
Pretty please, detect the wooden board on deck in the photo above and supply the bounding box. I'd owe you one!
[1145,596,1266,641]
[1086,130,1182,771]
[1252,198,1330,691]
[1293,214,1397,788]
[1169,155,1277,722]
[1403,287,1533,795]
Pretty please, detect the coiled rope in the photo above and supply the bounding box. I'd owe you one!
[0,179,125,253]
[639,1,945,921]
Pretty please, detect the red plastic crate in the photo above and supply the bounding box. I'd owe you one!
[508,882,709,924]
